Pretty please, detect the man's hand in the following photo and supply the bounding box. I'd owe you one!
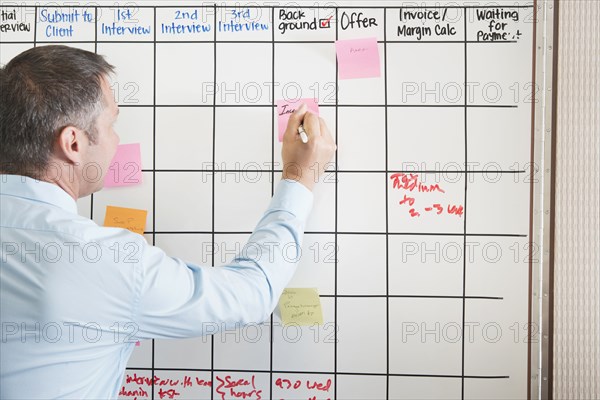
[281,104,337,191]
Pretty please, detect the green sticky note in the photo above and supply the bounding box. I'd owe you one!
[279,288,324,326]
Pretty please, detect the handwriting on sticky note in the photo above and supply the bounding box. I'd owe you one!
[276,98,319,142]
[279,288,324,326]
[335,37,381,79]
[104,206,147,235]
[104,143,142,188]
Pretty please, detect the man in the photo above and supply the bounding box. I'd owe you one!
[0,45,335,398]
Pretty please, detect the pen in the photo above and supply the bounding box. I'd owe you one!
[298,124,309,143]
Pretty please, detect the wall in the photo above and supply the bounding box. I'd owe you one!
[553,0,600,398]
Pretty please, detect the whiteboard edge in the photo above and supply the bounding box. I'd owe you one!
[532,0,557,398]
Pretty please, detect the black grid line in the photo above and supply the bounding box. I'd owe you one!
[31,6,37,47]
[461,7,469,398]
[146,231,528,238]
[122,366,510,379]
[0,39,528,45]
[210,5,217,400]
[151,8,158,399]
[142,169,529,173]
[333,9,339,399]
[383,7,390,399]
[107,103,520,108]
[89,6,97,221]
[269,6,276,399]
[319,295,504,300]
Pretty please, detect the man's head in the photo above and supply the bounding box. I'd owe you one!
[0,45,119,198]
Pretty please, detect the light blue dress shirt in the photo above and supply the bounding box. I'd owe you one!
[0,174,313,399]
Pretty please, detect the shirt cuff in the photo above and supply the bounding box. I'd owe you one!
[268,179,314,221]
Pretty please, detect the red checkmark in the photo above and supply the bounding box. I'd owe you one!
[321,15,333,27]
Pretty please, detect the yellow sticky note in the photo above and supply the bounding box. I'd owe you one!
[104,206,147,235]
[279,288,324,326]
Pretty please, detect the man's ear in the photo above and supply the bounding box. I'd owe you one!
[56,126,89,165]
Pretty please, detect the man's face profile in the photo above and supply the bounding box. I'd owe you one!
[80,76,120,196]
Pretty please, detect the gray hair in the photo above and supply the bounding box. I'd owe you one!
[0,45,115,178]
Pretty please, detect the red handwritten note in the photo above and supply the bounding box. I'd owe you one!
[104,143,142,188]
[390,173,463,219]
[277,98,320,142]
[215,374,263,400]
[120,372,212,400]
[335,37,381,79]
[274,375,333,400]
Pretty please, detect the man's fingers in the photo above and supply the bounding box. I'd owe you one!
[288,103,308,128]
[303,112,321,140]
[319,117,335,146]
[283,103,308,141]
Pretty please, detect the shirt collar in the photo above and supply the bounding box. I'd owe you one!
[0,174,79,214]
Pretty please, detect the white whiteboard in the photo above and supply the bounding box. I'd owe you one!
[0,1,543,399]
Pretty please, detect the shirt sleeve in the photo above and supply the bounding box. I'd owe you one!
[133,179,313,339]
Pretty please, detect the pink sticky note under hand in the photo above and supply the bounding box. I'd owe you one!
[336,37,381,80]
[104,143,142,188]
[277,98,320,142]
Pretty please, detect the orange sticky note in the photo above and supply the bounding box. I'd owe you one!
[103,206,147,235]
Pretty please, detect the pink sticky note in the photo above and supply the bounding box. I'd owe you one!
[335,37,381,80]
[104,143,142,187]
[277,98,319,142]
[135,341,140,347]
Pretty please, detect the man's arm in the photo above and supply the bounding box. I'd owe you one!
[132,105,335,339]
[133,178,313,339]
